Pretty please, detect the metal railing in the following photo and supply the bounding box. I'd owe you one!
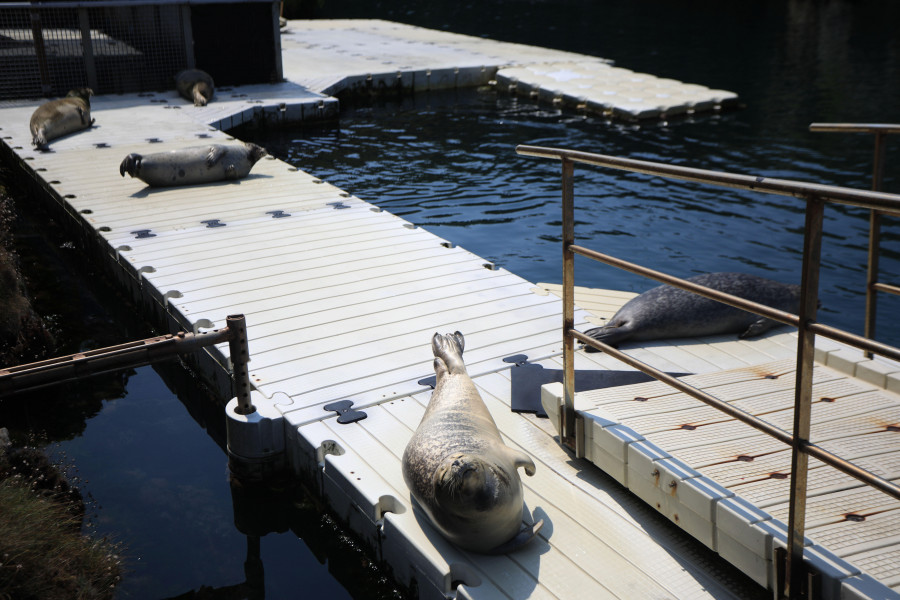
[0,314,255,415]
[809,123,900,357]
[515,144,900,600]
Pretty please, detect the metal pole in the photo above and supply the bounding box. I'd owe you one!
[864,132,887,357]
[227,314,255,415]
[29,10,52,95]
[784,196,824,599]
[78,8,98,92]
[561,158,576,451]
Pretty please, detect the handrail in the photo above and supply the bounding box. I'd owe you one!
[809,122,899,357]
[0,314,255,415]
[516,143,900,600]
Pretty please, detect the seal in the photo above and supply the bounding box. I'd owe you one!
[119,142,267,187]
[402,332,543,554]
[583,272,803,349]
[175,69,215,106]
[30,88,94,149]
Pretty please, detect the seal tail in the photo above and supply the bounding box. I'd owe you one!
[32,129,47,149]
[582,324,629,352]
[431,331,467,375]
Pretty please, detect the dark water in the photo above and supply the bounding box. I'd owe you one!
[3,1,900,599]
[260,0,900,344]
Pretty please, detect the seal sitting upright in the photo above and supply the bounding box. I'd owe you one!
[583,272,803,350]
[402,332,543,554]
[30,88,94,149]
[175,69,215,106]
[119,142,266,187]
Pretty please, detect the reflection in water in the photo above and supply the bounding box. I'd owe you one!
[1,175,406,599]
[3,1,900,597]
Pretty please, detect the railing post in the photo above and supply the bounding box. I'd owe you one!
[864,132,887,357]
[561,157,577,451]
[227,314,256,415]
[784,196,824,599]
[78,8,98,92]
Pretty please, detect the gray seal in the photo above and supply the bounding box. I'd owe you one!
[30,88,94,149]
[119,142,267,187]
[402,332,543,554]
[583,272,803,350]
[175,69,215,106]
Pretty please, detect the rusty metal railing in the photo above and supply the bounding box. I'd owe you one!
[0,314,255,415]
[515,144,900,600]
[809,123,900,357]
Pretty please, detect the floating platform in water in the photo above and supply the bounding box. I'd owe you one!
[0,18,896,600]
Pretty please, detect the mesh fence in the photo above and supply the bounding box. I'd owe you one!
[0,0,277,101]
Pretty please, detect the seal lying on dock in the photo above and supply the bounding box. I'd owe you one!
[583,272,802,350]
[175,69,215,106]
[30,88,94,149]
[119,142,267,187]
[402,332,542,554]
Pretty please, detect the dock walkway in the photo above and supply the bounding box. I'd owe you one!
[1,18,896,600]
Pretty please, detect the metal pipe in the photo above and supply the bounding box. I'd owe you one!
[227,314,255,415]
[864,132,888,357]
[78,8,98,92]
[6,0,275,9]
[561,158,576,450]
[570,244,801,327]
[809,123,900,135]
[571,330,794,444]
[572,330,900,502]
[519,143,900,598]
[515,145,900,215]
[785,197,824,599]
[808,123,898,360]
[0,319,252,408]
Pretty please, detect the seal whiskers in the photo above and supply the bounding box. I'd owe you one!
[402,332,542,554]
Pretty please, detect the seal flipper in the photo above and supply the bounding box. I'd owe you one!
[739,317,780,339]
[583,320,630,351]
[206,145,226,168]
[431,331,467,375]
[485,519,544,555]
[508,447,536,477]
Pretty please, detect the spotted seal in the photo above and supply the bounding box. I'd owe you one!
[30,88,94,149]
[402,332,542,554]
[583,272,803,350]
[175,69,215,106]
[119,142,267,187]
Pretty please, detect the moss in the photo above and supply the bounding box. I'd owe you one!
[0,438,122,600]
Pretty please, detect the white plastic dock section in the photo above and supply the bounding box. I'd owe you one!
[279,19,738,120]
[0,18,894,600]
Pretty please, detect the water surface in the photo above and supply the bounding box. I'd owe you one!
[5,1,900,598]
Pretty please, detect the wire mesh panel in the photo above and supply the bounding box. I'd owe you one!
[0,0,279,101]
[87,4,189,95]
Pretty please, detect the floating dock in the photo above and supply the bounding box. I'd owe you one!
[1,19,897,600]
